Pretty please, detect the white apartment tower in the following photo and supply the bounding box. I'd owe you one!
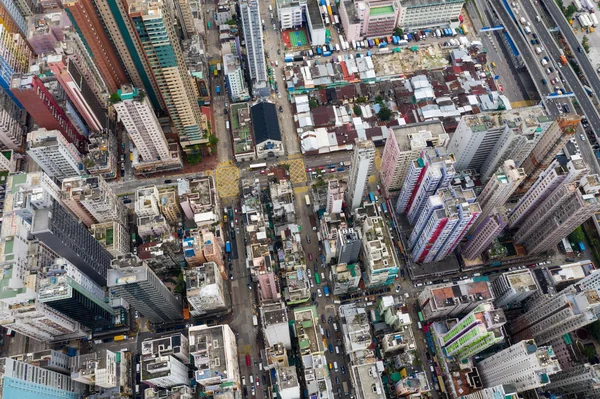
[347,140,375,211]
[26,128,84,180]
[491,269,539,309]
[541,363,600,398]
[509,271,600,344]
[477,340,561,393]
[112,86,171,163]
[447,107,553,176]
[240,0,268,85]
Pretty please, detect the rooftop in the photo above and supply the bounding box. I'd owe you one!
[505,270,538,293]
[392,121,449,152]
[430,280,493,310]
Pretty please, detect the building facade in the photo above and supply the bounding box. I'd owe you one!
[491,269,538,309]
[240,0,268,85]
[347,140,375,211]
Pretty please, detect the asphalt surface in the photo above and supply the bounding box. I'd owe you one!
[541,0,600,109]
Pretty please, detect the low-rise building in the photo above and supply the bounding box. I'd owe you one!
[418,280,494,321]
[261,301,292,350]
[142,334,190,365]
[282,265,311,305]
[188,324,240,393]
[339,303,376,364]
[158,187,183,225]
[252,102,285,159]
[350,362,386,399]
[231,103,256,162]
[331,263,362,295]
[396,0,465,29]
[71,349,118,388]
[184,262,228,316]
[178,176,221,225]
[83,131,118,181]
[91,221,130,257]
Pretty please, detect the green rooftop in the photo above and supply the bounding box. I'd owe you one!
[370,5,394,16]
[10,174,26,193]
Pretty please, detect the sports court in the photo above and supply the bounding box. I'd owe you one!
[282,29,309,48]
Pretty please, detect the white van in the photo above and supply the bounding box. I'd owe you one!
[268,5,273,11]
[335,346,340,354]
[275,60,279,67]
[250,375,254,384]
[321,272,325,281]
[334,362,339,371]
[536,47,543,54]
[333,322,338,332]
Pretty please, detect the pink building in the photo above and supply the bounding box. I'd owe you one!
[46,54,103,132]
[339,0,400,41]
[461,212,507,261]
[27,12,70,55]
[409,187,480,264]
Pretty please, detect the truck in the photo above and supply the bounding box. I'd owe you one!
[226,121,230,130]
[520,17,527,24]
[216,85,221,94]
[305,194,311,207]
[591,12,599,26]
[323,286,330,296]
[560,54,568,65]
[225,241,231,253]
[253,315,258,326]
[309,214,317,231]
[114,335,127,341]
[584,84,594,96]
[316,46,322,55]
[579,242,585,251]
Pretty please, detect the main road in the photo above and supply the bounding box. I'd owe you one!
[541,0,600,110]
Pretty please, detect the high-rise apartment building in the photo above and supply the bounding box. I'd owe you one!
[447,107,553,176]
[129,0,207,148]
[223,53,250,102]
[31,198,112,286]
[436,303,506,362]
[38,258,115,329]
[0,357,83,398]
[347,140,375,211]
[542,363,600,398]
[461,210,507,260]
[0,0,29,36]
[457,385,519,399]
[508,156,588,228]
[519,115,580,192]
[477,340,561,392]
[491,269,538,309]
[12,75,87,150]
[108,254,183,323]
[379,122,449,197]
[396,147,456,224]
[0,24,34,108]
[514,175,600,255]
[509,271,600,344]
[240,0,268,85]
[358,212,399,287]
[409,187,480,264]
[112,85,182,173]
[61,175,126,227]
[26,128,84,181]
[337,228,361,264]
[0,89,26,150]
[331,263,362,295]
[46,54,104,132]
[475,160,526,220]
[63,0,129,94]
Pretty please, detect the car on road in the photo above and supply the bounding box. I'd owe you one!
[229,273,234,280]
[314,262,318,272]
[328,315,333,324]
[396,285,400,293]
[328,344,333,353]
[246,355,251,366]
[262,375,266,384]
[306,235,311,243]
[312,292,317,301]
[308,253,313,261]
[341,365,346,374]
[581,134,586,141]
[248,284,252,290]
[335,376,340,384]
[242,376,246,385]
[321,314,326,323]
[164,179,173,184]
[326,329,330,338]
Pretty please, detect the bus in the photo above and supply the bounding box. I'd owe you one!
[369,192,375,203]
[418,311,424,322]
[437,376,446,394]
[225,241,231,253]
[584,85,594,96]
[131,233,136,243]
[315,273,321,285]
[249,162,267,170]
[305,194,311,207]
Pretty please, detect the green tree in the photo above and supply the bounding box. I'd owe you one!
[208,134,219,147]
[565,4,577,19]
[394,27,404,37]
[353,104,362,116]
[187,153,202,165]
[109,93,121,104]
[356,96,368,104]
[378,107,392,121]
[375,95,384,105]
[309,98,318,109]
[174,272,186,295]
[569,226,586,243]
[591,320,600,341]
